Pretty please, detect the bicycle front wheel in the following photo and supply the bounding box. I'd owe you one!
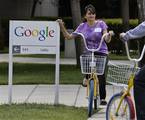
[88,80,94,117]
[106,93,135,120]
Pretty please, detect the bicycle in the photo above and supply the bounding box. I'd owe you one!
[73,31,114,117]
[106,41,145,120]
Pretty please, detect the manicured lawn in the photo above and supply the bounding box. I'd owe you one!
[0,51,138,85]
[0,104,87,120]
[108,53,138,60]
[0,63,83,85]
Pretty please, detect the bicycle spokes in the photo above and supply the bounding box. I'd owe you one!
[107,95,131,120]
[112,100,129,119]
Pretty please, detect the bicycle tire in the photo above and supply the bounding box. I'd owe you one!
[94,78,100,110]
[106,93,135,120]
[88,80,94,117]
[94,94,100,110]
[94,98,97,110]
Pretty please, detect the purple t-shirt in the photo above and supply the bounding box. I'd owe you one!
[73,20,108,54]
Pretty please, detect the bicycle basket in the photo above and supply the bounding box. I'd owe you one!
[107,62,140,85]
[80,55,107,75]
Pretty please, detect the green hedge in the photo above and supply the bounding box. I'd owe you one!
[0,17,139,53]
[103,19,139,54]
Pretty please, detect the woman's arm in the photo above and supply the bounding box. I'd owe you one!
[56,19,74,40]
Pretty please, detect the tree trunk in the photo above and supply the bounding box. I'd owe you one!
[137,0,145,67]
[31,0,39,17]
[121,0,129,54]
[70,0,82,67]
[0,20,4,50]
[121,0,129,31]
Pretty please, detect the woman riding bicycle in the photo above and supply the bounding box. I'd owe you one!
[120,21,145,120]
[57,4,112,105]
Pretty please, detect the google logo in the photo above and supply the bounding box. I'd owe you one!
[14,26,55,41]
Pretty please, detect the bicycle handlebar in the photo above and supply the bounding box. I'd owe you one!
[124,41,145,62]
[73,32,114,52]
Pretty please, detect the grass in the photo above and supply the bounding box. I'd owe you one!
[0,47,8,53]
[109,53,128,60]
[109,52,138,60]
[0,50,139,85]
[0,63,83,85]
[0,104,87,120]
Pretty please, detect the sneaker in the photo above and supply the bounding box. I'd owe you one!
[100,99,107,105]
[82,78,87,87]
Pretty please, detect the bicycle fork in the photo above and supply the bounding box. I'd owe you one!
[110,75,135,120]
[87,73,99,98]
[115,74,135,116]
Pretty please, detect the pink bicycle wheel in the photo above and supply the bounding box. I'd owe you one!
[106,93,135,120]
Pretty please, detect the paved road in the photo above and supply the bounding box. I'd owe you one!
[0,84,123,106]
[0,54,77,64]
[0,53,134,65]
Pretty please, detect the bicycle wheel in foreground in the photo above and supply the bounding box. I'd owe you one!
[88,80,94,117]
[106,93,135,120]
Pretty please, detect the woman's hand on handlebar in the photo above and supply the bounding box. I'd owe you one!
[104,30,114,43]
[109,30,114,36]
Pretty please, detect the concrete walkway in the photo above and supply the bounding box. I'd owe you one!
[0,53,133,65]
[0,54,77,65]
[0,84,124,119]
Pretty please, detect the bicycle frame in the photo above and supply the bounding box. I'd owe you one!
[87,71,99,97]
[112,42,145,119]
[115,74,135,116]
[73,32,109,97]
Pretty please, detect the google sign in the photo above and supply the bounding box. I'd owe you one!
[14,26,55,41]
[9,20,60,54]
[9,20,60,104]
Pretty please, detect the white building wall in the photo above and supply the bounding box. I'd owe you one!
[35,0,58,16]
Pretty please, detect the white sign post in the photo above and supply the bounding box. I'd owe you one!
[9,20,60,104]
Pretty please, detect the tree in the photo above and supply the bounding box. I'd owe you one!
[121,0,129,31]
[0,20,4,50]
[31,0,39,17]
[121,0,129,54]
[31,0,44,17]
[70,0,82,67]
[137,0,145,67]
